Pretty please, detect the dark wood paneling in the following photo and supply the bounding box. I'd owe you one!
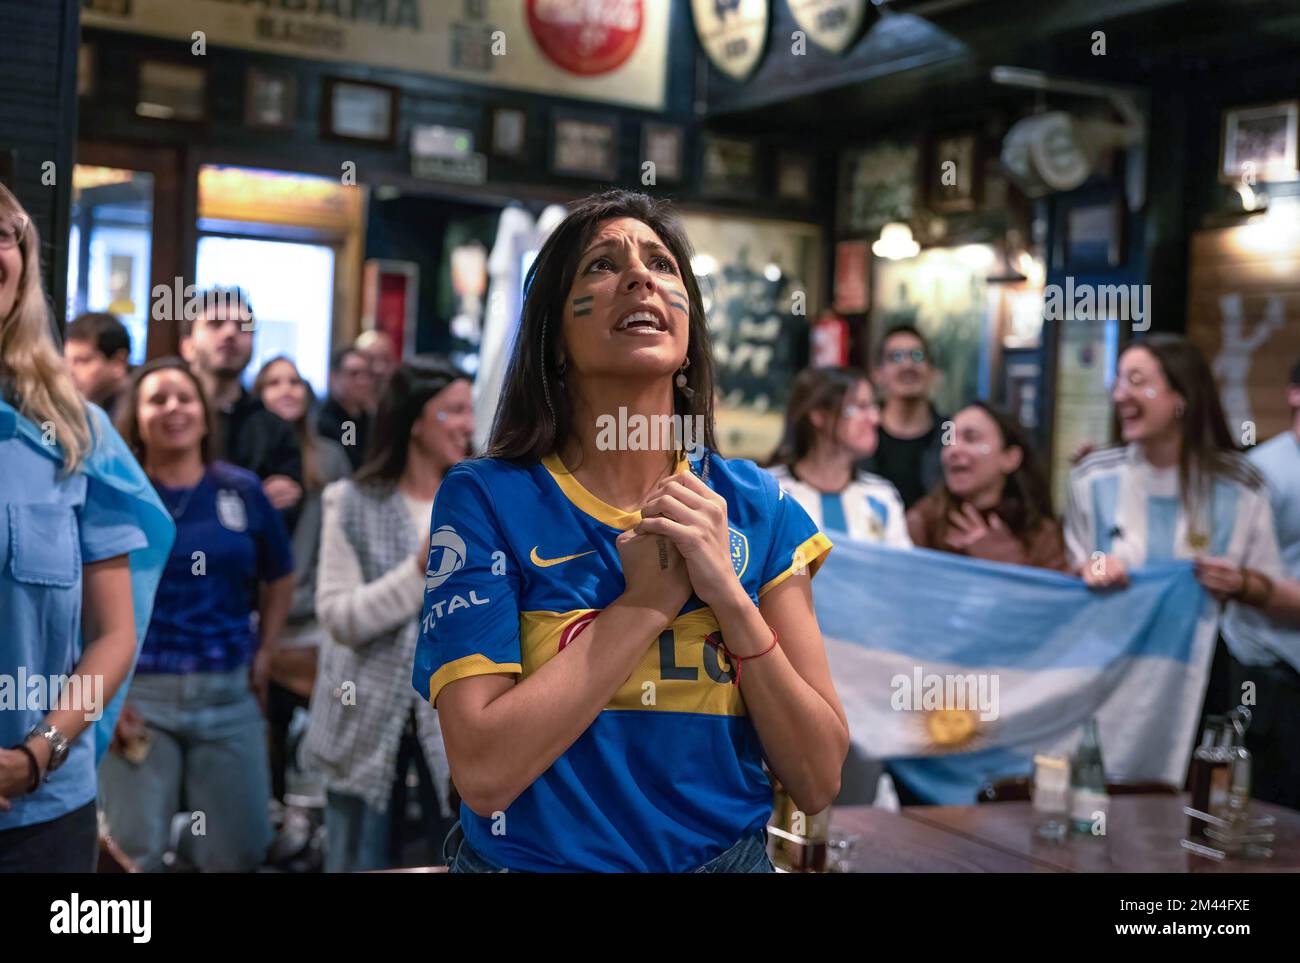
[0,0,79,325]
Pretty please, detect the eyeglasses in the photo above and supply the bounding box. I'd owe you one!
[0,217,26,251]
[843,402,880,418]
[885,348,927,365]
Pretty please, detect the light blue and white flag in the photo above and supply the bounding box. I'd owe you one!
[814,536,1217,805]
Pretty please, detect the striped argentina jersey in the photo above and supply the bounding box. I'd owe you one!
[412,449,832,872]
[1064,444,1282,574]
[766,463,912,547]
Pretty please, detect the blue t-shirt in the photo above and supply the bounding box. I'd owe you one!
[412,450,831,872]
[139,462,293,675]
[1,406,150,830]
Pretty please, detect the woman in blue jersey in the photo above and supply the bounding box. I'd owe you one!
[766,366,910,547]
[0,184,168,872]
[1065,335,1286,719]
[101,358,295,871]
[416,190,849,873]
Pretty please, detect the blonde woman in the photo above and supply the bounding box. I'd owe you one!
[0,183,172,871]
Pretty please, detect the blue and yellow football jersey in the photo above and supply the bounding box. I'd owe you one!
[413,449,831,872]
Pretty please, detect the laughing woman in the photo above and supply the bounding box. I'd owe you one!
[1065,335,1285,719]
[414,190,848,873]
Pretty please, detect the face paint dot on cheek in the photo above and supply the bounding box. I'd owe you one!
[1143,388,1157,399]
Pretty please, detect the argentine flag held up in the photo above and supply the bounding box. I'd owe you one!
[814,536,1217,805]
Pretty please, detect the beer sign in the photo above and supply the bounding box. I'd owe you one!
[786,0,868,55]
[691,0,770,82]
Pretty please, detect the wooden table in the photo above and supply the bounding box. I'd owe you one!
[829,806,1060,872]
[832,794,1300,873]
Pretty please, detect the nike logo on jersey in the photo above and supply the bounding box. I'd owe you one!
[530,546,596,567]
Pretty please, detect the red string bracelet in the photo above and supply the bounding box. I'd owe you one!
[717,625,779,686]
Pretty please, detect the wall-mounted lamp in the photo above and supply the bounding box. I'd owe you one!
[872,222,920,260]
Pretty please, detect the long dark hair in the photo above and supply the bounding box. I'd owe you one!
[937,401,1054,540]
[768,366,870,469]
[1119,334,1244,515]
[115,356,214,466]
[353,354,468,486]
[483,190,717,469]
[252,355,324,491]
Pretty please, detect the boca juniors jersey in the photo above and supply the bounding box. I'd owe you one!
[413,449,831,872]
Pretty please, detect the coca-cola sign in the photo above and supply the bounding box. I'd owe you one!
[527,0,643,77]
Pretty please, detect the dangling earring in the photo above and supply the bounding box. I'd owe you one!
[675,356,694,399]
[556,356,567,376]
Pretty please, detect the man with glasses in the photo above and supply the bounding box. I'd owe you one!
[317,346,374,470]
[859,324,946,508]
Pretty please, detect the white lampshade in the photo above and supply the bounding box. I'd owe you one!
[872,222,920,260]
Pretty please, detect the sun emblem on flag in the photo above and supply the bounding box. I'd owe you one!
[919,707,985,753]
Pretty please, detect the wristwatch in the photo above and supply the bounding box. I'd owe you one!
[26,723,70,777]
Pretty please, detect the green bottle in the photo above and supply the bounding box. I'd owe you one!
[1070,717,1110,834]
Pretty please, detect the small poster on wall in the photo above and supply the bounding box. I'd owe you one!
[551,113,619,180]
[700,135,758,199]
[833,240,869,314]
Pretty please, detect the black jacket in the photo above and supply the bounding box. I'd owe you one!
[316,396,371,471]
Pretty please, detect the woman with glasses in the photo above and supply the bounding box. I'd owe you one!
[0,184,172,872]
[907,402,1067,569]
[767,367,910,547]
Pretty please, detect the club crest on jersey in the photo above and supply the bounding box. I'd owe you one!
[728,527,748,578]
[216,489,247,532]
[426,525,467,590]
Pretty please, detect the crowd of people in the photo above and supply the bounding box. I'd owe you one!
[2,182,1298,873]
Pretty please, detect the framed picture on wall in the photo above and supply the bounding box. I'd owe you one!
[136,60,207,122]
[777,151,815,204]
[642,123,684,183]
[840,142,917,236]
[322,78,399,145]
[491,107,527,159]
[1060,196,1125,271]
[699,135,758,199]
[551,112,619,180]
[1220,101,1299,183]
[245,68,297,131]
[926,129,981,213]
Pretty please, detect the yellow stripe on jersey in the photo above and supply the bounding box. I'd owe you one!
[427,653,523,707]
[519,608,748,717]
[541,451,690,531]
[759,532,833,597]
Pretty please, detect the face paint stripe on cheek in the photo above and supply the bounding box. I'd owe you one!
[572,295,593,317]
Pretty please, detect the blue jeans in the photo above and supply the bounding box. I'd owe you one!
[443,821,775,873]
[324,790,390,872]
[99,667,272,872]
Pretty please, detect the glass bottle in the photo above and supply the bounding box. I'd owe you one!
[1069,717,1110,833]
[1187,715,1226,839]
